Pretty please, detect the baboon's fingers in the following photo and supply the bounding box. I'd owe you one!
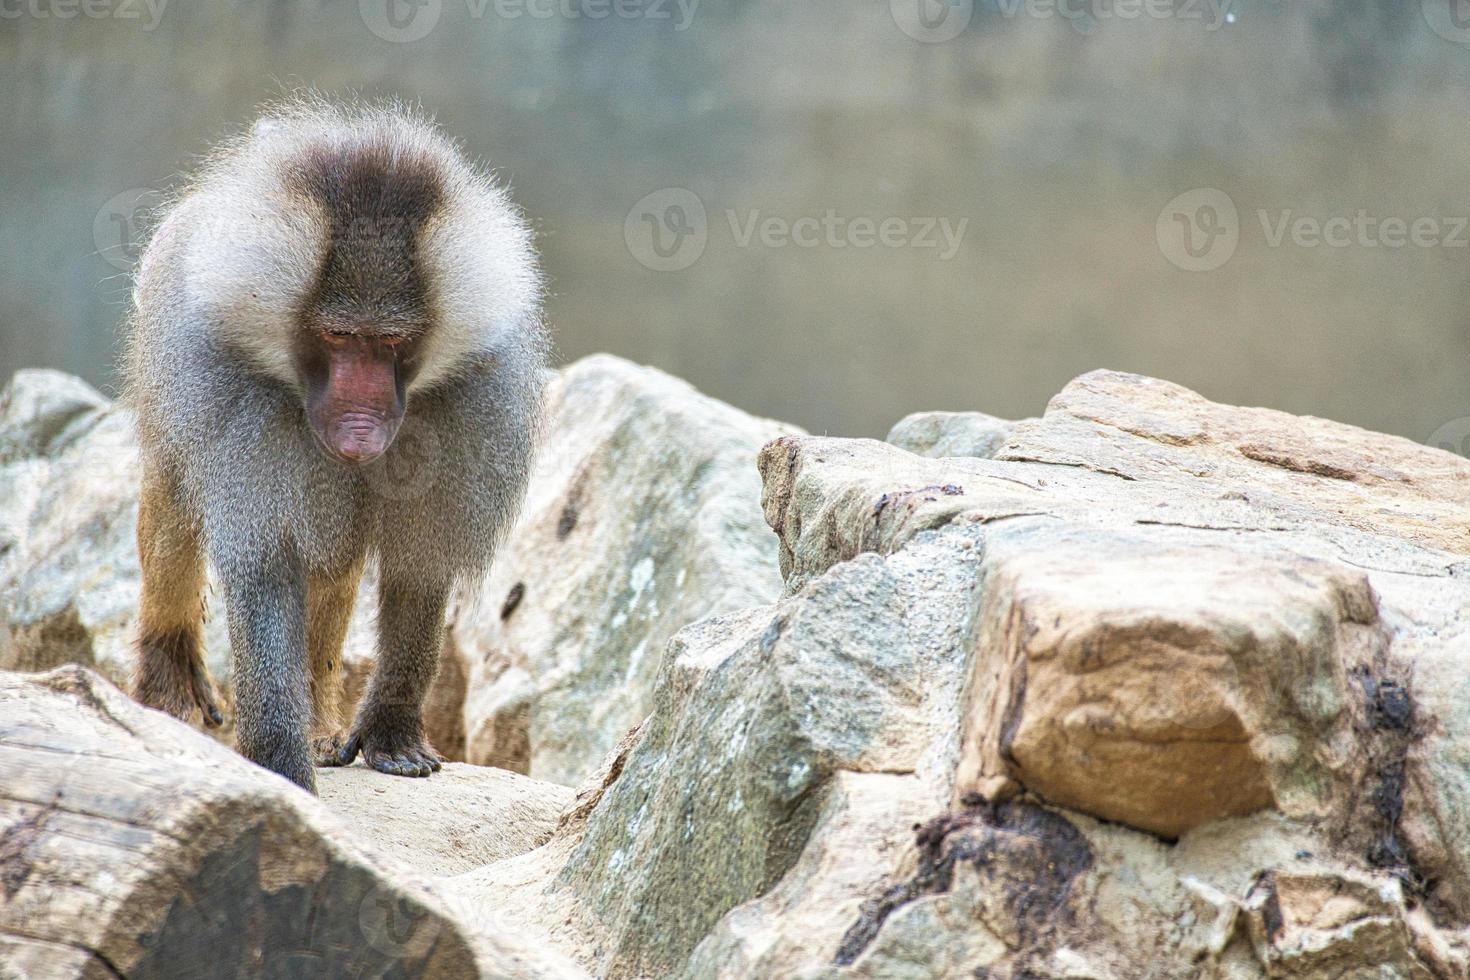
[190,672,224,728]
[334,733,362,767]
[311,732,348,766]
[363,744,441,778]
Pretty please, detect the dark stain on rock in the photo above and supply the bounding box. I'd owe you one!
[500,581,526,621]
[1360,673,1412,732]
[873,484,964,525]
[1255,871,1286,942]
[557,503,578,539]
[834,799,1091,967]
[873,492,894,524]
[130,822,478,978]
[1349,665,1425,894]
[998,661,1028,770]
[0,800,55,899]
[759,616,784,654]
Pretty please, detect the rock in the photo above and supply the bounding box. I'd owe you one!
[885,410,1016,459]
[747,369,1470,972]
[831,799,1095,977]
[956,522,1387,838]
[1399,627,1470,919]
[316,764,573,877]
[0,368,109,464]
[458,354,798,784]
[1241,869,1455,978]
[681,771,933,977]
[9,361,1470,979]
[0,399,173,688]
[0,666,584,978]
[449,524,984,978]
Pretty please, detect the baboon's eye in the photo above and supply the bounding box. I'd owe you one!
[321,330,352,347]
[379,335,406,349]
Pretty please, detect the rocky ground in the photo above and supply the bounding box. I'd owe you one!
[2,355,1469,978]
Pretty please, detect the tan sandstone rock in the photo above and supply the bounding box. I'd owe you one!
[956,524,1386,838]
[316,763,573,877]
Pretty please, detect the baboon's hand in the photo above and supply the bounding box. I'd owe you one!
[133,645,225,729]
[332,719,443,777]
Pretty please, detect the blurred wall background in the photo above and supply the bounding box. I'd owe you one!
[3,0,1469,444]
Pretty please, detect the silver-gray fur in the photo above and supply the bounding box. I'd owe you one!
[124,98,546,791]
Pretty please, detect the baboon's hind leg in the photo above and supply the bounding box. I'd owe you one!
[307,560,364,766]
[131,465,221,727]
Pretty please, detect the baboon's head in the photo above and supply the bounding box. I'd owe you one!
[177,100,542,465]
[288,140,442,464]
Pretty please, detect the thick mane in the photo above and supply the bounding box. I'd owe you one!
[287,137,445,336]
[163,97,542,395]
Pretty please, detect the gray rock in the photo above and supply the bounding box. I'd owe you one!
[885,409,1017,459]
[458,354,799,784]
[0,367,109,464]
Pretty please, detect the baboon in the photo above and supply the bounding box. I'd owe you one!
[125,99,545,792]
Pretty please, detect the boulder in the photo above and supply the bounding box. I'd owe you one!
[746,369,1470,972]
[457,354,798,784]
[0,666,584,979]
[0,367,109,464]
[1240,868,1457,978]
[0,374,163,687]
[885,409,1017,459]
[956,521,1387,838]
[449,523,984,978]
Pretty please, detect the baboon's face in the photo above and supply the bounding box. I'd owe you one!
[299,326,414,464]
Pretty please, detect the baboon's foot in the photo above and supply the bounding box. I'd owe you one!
[311,731,349,766]
[133,630,224,728]
[242,738,317,793]
[335,715,443,777]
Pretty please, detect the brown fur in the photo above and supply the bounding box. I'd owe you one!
[131,471,221,727]
[305,560,363,763]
